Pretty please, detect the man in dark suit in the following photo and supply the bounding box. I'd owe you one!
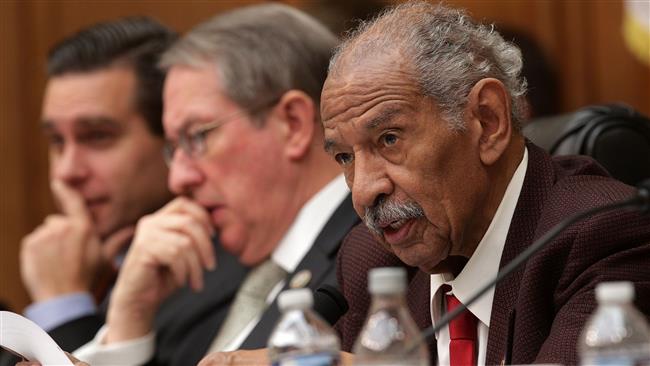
[321,2,650,365]
[3,17,175,365]
[73,4,360,366]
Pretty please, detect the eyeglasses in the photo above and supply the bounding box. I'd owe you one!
[163,98,279,166]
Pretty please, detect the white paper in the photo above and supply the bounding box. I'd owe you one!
[0,311,73,365]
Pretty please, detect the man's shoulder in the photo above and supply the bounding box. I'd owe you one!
[536,153,648,241]
[526,149,638,221]
[550,154,636,203]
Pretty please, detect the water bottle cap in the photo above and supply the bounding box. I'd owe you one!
[368,267,406,294]
[595,281,634,303]
[278,288,313,311]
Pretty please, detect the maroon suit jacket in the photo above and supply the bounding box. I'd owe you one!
[336,143,650,365]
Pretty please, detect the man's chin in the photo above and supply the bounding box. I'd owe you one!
[96,223,115,241]
[219,234,252,263]
[389,242,445,272]
[236,244,271,267]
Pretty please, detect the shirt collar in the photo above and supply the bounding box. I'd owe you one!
[430,147,528,327]
[272,175,349,272]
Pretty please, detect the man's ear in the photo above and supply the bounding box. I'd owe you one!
[270,90,316,160]
[467,78,512,166]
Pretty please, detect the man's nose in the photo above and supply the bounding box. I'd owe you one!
[167,150,204,196]
[351,152,393,215]
[51,144,90,186]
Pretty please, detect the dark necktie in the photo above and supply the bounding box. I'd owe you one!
[446,293,478,366]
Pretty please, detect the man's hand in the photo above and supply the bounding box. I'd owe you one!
[105,197,216,343]
[198,349,354,366]
[20,180,133,302]
[198,349,268,366]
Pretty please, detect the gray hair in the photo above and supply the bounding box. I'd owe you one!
[329,1,528,130]
[160,3,338,123]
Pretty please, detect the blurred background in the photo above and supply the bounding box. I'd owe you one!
[1,0,648,313]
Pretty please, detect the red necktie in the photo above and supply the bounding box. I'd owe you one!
[446,293,478,366]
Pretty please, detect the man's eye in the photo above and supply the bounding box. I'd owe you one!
[48,134,64,146]
[47,134,64,152]
[189,130,208,147]
[79,131,115,146]
[381,133,398,146]
[334,152,354,166]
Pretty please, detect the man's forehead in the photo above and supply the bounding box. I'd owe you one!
[322,72,420,127]
[163,66,228,136]
[42,116,121,130]
[43,68,139,122]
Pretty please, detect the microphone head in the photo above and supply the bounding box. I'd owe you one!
[313,284,349,326]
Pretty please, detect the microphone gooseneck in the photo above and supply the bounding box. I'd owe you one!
[413,186,650,349]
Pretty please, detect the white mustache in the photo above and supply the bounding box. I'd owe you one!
[364,197,424,236]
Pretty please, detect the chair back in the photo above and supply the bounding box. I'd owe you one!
[523,104,650,186]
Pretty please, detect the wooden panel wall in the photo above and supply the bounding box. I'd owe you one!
[1,0,648,312]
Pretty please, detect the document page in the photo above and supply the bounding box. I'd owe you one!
[0,311,73,365]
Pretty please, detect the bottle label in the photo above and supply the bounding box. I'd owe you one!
[273,352,339,366]
[359,312,402,351]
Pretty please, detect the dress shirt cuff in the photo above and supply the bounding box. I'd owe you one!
[24,292,96,331]
[74,325,155,366]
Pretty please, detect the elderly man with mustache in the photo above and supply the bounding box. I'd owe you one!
[322,2,650,365]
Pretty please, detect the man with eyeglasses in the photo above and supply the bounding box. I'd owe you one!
[73,4,360,366]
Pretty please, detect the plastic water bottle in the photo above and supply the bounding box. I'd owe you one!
[268,288,341,366]
[353,267,429,366]
[578,281,650,365]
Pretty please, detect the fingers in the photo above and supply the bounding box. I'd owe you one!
[101,225,136,261]
[65,352,89,365]
[50,180,90,221]
[107,197,215,315]
[137,226,206,291]
[199,349,270,366]
[19,212,97,300]
[121,198,216,293]
[162,197,214,237]
[104,227,205,340]
[102,198,215,344]
[155,231,205,290]
[154,213,216,270]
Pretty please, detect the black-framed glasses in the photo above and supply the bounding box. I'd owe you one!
[162,98,280,166]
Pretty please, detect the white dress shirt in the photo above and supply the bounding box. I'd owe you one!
[75,175,349,365]
[430,148,528,366]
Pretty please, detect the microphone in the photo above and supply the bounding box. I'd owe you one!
[313,284,349,326]
[414,179,650,347]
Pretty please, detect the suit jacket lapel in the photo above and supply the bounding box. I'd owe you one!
[240,194,359,348]
[486,143,556,365]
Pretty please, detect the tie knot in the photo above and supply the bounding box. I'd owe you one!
[240,259,287,295]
